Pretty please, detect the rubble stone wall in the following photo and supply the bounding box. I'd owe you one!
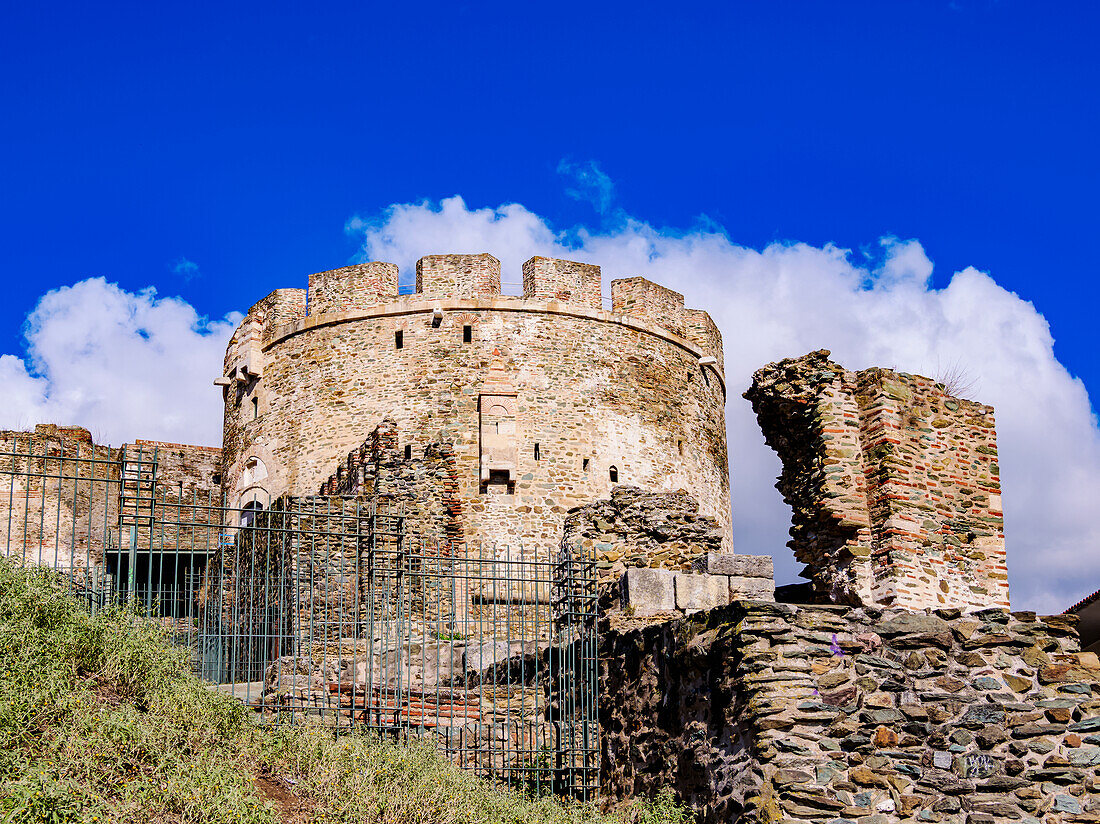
[599,601,1100,824]
[0,425,118,570]
[561,485,727,586]
[744,350,1006,611]
[319,418,463,546]
[220,256,731,562]
[0,426,222,572]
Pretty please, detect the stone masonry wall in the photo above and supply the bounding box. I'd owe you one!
[220,288,308,500]
[307,262,399,316]
[618,554,775,619]
[319,418,463,546]
[561,485,726,587]
[744,350,1006,611]
[220,255,731,562]
[599,601,1100,824]
[0,426,222,574]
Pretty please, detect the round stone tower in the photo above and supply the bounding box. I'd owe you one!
[217,253,731,556]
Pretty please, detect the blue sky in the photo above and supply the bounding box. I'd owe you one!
[2,1,1099,610]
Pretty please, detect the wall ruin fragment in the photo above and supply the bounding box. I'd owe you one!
[599,601,1099,824]
[744,350,1007,611]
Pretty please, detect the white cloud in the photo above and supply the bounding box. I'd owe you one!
[348,195,1100,612]
[556,158,616,214]
[0,278,239,446]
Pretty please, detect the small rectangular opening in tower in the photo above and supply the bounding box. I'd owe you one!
[404,444,412,460]
[251,396,258,419]
[582,458,590,472]
[463,325,472,343]
[395,330,403,349]
[482,469,515,495]
[534,442,540,461]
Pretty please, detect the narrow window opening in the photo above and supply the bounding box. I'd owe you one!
[677,440,684,455]
[251,396,258,419]
[463,325,472,343]
[702,369,710,386]
[582,458,590,472]
[534,442,540,461]
[395,330,404,349]
[404,444,412,460]
[609,465,619,483]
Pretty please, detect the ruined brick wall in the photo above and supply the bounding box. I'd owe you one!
[319,418,463,546]
[744,350,1006,611]
[219,255,731,561]
[599,601,1100,824]
[130,439,221,502]
[0,425,118,570]
[0,427,222,573]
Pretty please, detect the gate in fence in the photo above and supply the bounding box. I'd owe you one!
[0,435,599,797]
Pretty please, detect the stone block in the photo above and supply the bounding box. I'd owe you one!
[728,575,776,601]
[463,641,512,672]
[621,567,676,616]
[674,572,729,613]
[696,552,774,579]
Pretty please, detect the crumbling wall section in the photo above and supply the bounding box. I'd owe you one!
[561,486,726,587]
[599,601,1100,824]
[0,425,118,571]
[319,418,463,547]
[744,350,1007,611]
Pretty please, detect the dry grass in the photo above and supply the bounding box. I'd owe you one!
[0,562,688,824]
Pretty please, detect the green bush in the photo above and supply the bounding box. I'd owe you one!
[0,562,689,824]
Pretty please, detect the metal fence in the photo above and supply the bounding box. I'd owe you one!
[0,435,599,798]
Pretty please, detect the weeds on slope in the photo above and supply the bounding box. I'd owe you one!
[0,562,688,824]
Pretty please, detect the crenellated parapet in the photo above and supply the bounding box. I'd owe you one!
[522,256,601,309]
[218,251,732,566]
[682,308,724,372]
[291,256,720,360]
[308,262,397,316]
[611,277,686,338]
[416,253,501,299]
